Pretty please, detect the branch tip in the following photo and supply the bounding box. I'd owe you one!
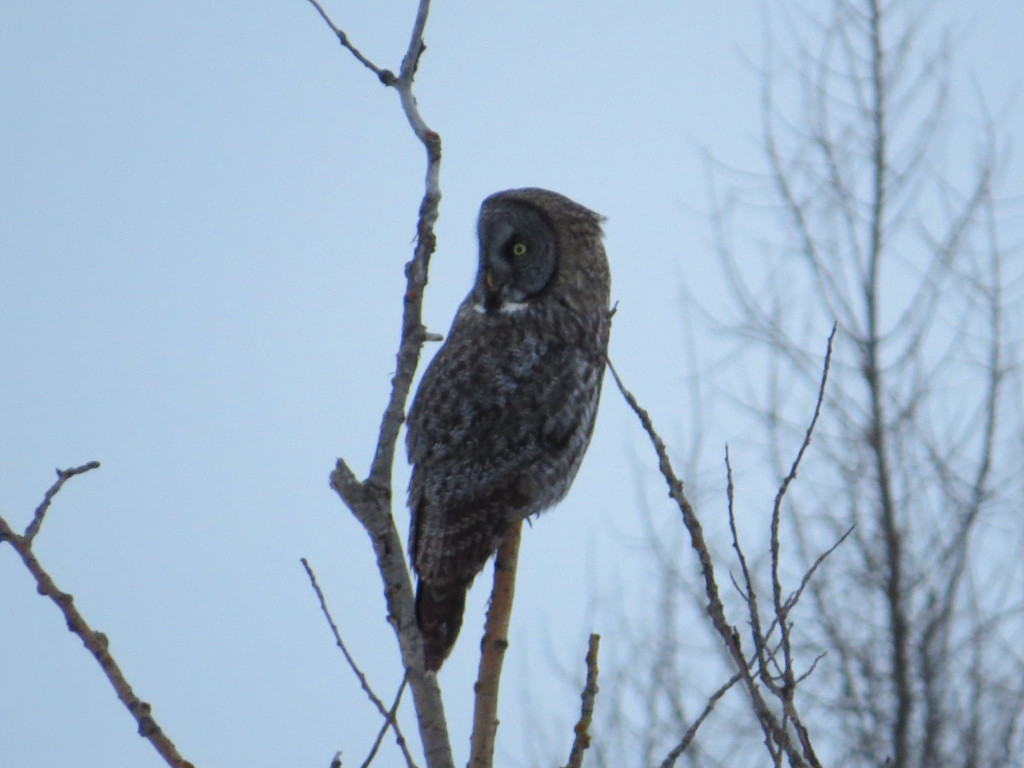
[564,633,601,768]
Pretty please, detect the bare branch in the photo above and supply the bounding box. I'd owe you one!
[768,324,837,704]
[302,0,396,85]
[305,2,451,765]
[301,558,416,768]
[782,525,854,616]
[608,357,823,767]
[469,523,523,768]
[563,634,601,768]
[22,460,101,544]
[657,673,742,768]
[725,447,769,683]
[0,465,193,768]
[360,678,412,768]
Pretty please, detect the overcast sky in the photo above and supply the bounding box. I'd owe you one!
[2,2,1021,767]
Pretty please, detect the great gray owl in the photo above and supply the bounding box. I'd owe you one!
[406,187,611,670]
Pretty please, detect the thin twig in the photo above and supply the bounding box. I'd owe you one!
[303,0,396,85]
[768,325,837,703]
[301,558,416,768]
[782,526,854,615]
[725,447,769,684]
[564,634,601,768]
[23,461,100,543]
[468,522,523,768]
[770,323,836,577]
[658,673,743,768]
[361,677,412,768]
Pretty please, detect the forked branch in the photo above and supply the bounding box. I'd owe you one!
[302,2,451,766]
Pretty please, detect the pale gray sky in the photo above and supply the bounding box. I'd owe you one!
[2,2,1021,766]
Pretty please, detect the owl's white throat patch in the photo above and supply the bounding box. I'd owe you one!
[473,300,530,315]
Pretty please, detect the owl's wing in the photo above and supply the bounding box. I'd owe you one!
[407,319,603,583]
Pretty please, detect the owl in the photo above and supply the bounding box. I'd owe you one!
[406,187,611,670]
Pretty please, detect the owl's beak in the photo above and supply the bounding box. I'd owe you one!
[477,269,505,314]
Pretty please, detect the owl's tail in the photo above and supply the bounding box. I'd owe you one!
[415,579,468,671]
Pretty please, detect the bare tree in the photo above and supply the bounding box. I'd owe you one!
[597,1,1023,766]
[14,2,1014,767]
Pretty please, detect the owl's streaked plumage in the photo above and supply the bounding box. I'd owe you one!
[406,187,611,670]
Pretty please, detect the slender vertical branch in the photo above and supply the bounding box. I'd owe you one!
[304,2,451,766]
[861,4,911,765]
[769,324,837,710]
[564,634,601,768]
[468,523,523,768]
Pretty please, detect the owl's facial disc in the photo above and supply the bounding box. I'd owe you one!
[475,203,557,314]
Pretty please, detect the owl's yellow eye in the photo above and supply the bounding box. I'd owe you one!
[511,242,528,257]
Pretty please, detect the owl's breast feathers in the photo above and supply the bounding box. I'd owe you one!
[406,301,608,584]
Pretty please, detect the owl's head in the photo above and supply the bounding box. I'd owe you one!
[472,188,609,316]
